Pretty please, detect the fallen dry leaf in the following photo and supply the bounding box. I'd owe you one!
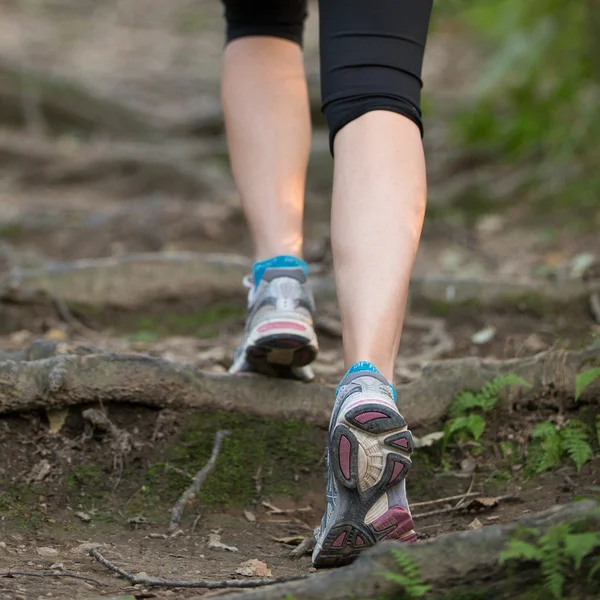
[44,328,68,341]
[413,431,444,448]
[468,517,483,530]
[243,509,256,523]
[46,408,69,435]
[28,460,51,484]
[235,559,272,578]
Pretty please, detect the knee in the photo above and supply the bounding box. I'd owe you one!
[319,0,433,153]
[222,0,308,46]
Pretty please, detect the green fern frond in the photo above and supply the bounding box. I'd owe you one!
[499,539,541,564]
[449,374,529,418]
[563,532,600,570]
[380,549,431,599]
[532,422,557,438]
[500,522,600,599]
[531,422,562,473]
[561,420,592,472]
[467,414,486,440]
[539,525,570,599]
[575,367,600,401]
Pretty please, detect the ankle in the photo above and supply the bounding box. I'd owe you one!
[345,358,394,383]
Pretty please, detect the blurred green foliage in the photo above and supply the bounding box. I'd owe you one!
[436,0,599,219]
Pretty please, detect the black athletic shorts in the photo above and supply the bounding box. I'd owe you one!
[222,0,433,153]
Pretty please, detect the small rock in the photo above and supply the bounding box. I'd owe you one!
[468,518,483,530]
[460,457,477,474]
[134,572,149,579]
[75,511,92,523]
[243,509,256,523]
[207,532,238,552]
[0,541,7,550]
[523,333,548,352]
[570,252,596,278]
[37,547,59,557]
[471,326,496,345]
[50,562,64,570]
[476,214,504,235]
[235,559,272,578]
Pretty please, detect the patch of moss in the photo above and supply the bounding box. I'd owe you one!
[139,410,326,512]
[133,303,244,338]
[0,485,46,530]
[0,222,25,240]
[66,465,104,494]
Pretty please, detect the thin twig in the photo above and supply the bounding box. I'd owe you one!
[454,475,476,509]
[410,491,482,509]
[169,430,230,532]
[0,571,104,586]
[413,494,519,520]
[262,501,312,515]
[89,547,309,589]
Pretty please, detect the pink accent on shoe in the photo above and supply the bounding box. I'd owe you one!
[257,321,307,333]
[339,435,351,480]
[387,461,405,485]
[355,535,365,547]
[371,506,414,541]
[332,532,346,547]
[393,438,409,449]
[354,411,389,424]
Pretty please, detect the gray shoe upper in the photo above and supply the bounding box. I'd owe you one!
[244,265,316,333]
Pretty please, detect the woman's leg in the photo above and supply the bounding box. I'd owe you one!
[222,1,318,380]
[312,0,433,566]
[322,0,432,382]
[221,1,310,261]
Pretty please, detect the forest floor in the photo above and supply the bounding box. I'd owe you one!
[1,1,600,599]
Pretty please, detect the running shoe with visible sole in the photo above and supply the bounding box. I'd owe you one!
[312,361,416,567]
[229,255,318,381]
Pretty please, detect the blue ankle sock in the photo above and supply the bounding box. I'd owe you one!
[252,255,309,287]
[340,361,397,403]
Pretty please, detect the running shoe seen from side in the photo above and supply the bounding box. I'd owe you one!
[229,255,318,381]
[313,361,416,567]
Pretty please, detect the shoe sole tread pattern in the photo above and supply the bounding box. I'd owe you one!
[245,319,318,375]
[314,402,416,568]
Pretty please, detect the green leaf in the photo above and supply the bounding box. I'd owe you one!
[564,532,600,570]
[467,414,486,440]
[499,539,541,564]
[561,420,592,472]
[575,367,600,401]
[532,422,557,439]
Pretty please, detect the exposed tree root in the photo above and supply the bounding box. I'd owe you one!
[0,58,165,137]
[0,60,324,138]
[7,252,600,312]
[0,341,597,428]
[0,130,230,197]
[89,547,308,590]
